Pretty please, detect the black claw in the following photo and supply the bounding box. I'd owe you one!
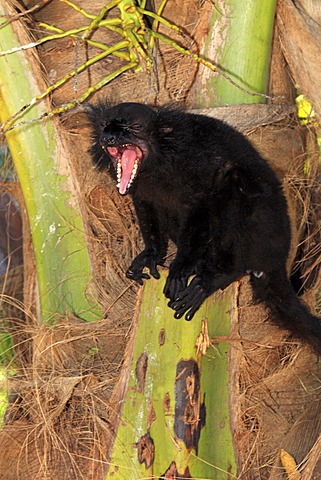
[174,311,183,319]
[126,270,151,285]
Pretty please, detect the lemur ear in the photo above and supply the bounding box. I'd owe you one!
[156,104,181,137]
[158,126,173,135]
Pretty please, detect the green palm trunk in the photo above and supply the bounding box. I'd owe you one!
[106,277,237,479]
[0,3,100,323]
[196,0,277,107]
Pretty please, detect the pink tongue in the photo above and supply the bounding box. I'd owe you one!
[119,148,137,195]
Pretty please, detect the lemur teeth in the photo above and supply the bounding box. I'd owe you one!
[128,160,139,186]
[117,159,122,183]
[116,158,139,190]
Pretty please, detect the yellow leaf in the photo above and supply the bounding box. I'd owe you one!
[280,449,301,480]
[295,94,315,125]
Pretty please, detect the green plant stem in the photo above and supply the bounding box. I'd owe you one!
[0,3,100,323]
[106,276,237,479]
[196,0,277,106]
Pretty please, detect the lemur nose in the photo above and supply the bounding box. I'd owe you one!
[100,132,116,146]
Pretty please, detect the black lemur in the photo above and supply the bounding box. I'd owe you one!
[88,101,321,353]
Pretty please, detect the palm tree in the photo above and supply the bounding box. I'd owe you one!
[0,1,320,478]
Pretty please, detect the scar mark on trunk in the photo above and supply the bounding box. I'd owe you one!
[174,359,206,453]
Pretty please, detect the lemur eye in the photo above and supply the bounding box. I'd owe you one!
[117,123,139,132]
[128,124,143,132]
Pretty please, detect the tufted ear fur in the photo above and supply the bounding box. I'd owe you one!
[158,125,173,135]
[86,102,114,170]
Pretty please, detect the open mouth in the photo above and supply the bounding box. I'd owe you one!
[104,144,143,195]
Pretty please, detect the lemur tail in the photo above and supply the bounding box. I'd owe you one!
[250,270,321,354]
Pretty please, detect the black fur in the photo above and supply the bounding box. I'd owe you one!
[88,101,321,353]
